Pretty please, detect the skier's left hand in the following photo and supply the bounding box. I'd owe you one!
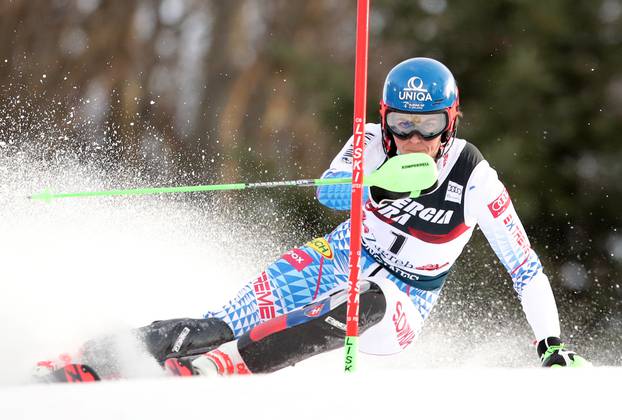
[537,337,591,368]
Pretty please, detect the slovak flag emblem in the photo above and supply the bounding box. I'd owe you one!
[304,303,324,318]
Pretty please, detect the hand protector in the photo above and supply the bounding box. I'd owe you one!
[537,337,591,368]
[369,185,410,205]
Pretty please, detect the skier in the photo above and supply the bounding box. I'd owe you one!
[38,57,588,381]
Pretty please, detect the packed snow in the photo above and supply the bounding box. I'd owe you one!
[0,152,619,419]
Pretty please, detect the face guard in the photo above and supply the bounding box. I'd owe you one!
[386,111,448,141]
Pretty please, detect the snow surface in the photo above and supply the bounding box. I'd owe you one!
[2,368,621,419]
[0,153,619,419]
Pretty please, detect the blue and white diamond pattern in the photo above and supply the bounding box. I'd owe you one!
[512,252,543,296]
[203,283,262,337]
[204,219,444,338]
[317,170,369,210]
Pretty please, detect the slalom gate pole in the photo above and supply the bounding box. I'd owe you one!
[344,0,370,374]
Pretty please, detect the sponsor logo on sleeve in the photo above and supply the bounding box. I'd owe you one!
[445,181,463,204]
[487,188,510,218]
[306,238,334,259]
[502,213,531,255]
[341,132,373,164]
[252,272,276,321]
[282,248,313,271]
[341,149,353,164]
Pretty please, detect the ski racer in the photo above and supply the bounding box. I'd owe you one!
[38,57,589,380]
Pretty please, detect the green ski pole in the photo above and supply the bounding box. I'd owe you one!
[29,153,437,202]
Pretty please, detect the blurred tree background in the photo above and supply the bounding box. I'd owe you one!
[1,0,620,360]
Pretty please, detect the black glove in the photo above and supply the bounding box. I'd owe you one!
[537,337,591,368]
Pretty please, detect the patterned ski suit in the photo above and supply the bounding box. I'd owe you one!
[204,123,560,358]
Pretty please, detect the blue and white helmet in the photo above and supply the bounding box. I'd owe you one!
[379,57,460,157]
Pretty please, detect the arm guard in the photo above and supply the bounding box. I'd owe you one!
[316,170,370,210]
[316,123,385,211]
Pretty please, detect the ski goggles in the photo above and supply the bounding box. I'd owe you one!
[386,111,448,140]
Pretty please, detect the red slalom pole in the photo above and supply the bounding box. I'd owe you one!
[344,0,370,373]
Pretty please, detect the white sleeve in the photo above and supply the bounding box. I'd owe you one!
[317,123,386,210]
[322,123,387,177]
[465,160,560,340]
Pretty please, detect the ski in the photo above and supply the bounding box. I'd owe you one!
[163,357,197,377]
[38,363,101,383]
[37,357,202,384]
